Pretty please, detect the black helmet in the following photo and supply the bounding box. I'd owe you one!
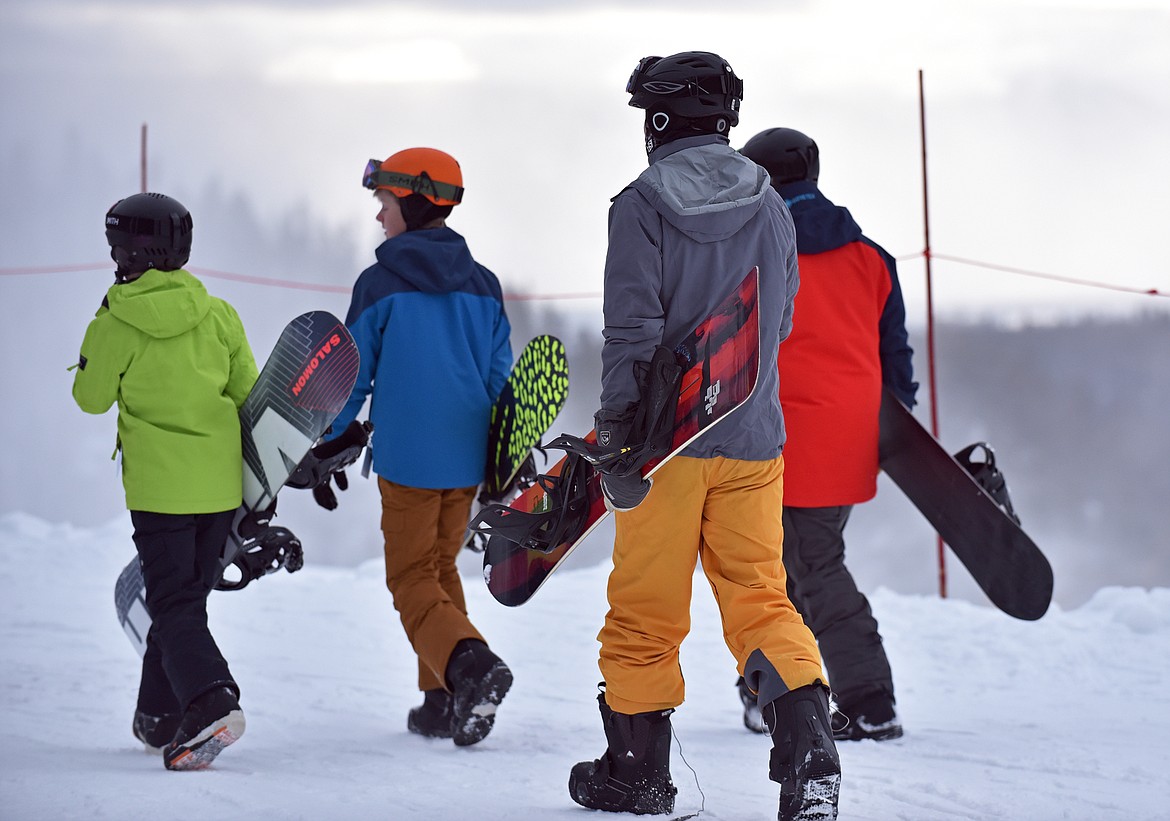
[740,127,819,185]
[105,192,193,281]
[627,51,742,153]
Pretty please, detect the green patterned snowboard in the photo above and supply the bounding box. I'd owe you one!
[464,335,569,551]
[486,334,569,497]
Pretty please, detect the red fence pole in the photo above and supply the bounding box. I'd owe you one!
[140,123,148,193]
[918,69,947,599]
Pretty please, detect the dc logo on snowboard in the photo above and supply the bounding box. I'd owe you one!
[704,381,721,415]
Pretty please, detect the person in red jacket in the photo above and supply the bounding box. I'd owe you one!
[737,128,918,742]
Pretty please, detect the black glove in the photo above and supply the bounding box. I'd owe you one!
[600,472,652,513]
[312,470,348,511]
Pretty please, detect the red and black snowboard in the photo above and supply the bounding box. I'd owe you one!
[879,388,1053,620]
[114,311,361,655]
[472,268,761,607]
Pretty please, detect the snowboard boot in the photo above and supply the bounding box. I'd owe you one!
[568,687,677,815]
[163,685,245,771]
[737,676,766,734]
[832,692,903,742]
[764,684,841,821]
[132,710,180,755]
[407,688,454,739]
[445,639,513,747]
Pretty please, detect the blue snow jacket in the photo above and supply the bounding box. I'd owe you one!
[328,226,512,489]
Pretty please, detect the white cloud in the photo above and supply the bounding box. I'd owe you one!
[265,40,481,85]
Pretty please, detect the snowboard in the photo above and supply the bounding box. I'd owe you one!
[463,335,571,552]
[473,267,761,607]
[878,387,1053,620]
[114,311,361,656]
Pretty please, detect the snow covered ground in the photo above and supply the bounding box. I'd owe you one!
[2,511,1168,820]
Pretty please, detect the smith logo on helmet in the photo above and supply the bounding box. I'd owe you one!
[643,80,688,95]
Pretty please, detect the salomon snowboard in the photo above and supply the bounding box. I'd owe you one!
[879,388,1053,620]
[473,267,761,607]
[464,335,570,551]
[114,311,362,656]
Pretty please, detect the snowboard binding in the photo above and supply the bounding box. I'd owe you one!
[286,420,373,491]
[215,500,305,591]
[465,452,543,554]
[550,344,683,478]
[217,525,304,592]
[953,442,1021,525]
[467,451,595,553]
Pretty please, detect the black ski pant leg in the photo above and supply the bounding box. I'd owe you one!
[782,505,894,709]
[131,510,237,713]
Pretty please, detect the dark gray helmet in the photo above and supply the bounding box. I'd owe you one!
[627,51,743,154]
[627,51,743,126]
[105,192,193,280]
[740,127,819,185]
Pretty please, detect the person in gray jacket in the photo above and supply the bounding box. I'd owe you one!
[568,52,841,821]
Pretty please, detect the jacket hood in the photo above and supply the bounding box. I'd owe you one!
[630,135,770,244]
[373,226,478,293]
[776,181,863,254]
[104,268,211,339]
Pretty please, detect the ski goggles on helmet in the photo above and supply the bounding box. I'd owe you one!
[362,159,464,205]
[626,54,744,105]
[626,56,662,95]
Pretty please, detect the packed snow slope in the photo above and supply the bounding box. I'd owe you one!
[2,513,1168,820]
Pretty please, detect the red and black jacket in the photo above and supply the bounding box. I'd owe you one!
[776,181,917,506]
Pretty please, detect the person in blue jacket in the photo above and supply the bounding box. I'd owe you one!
[320,147,514,747]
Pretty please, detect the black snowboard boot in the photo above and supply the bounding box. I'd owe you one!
[568,688,677,815]
[832,692,903,742]
[163,685,245,771]
[132,710,180,754]
[407,688,454,739]
[764,684,841,821]
[445,639,513,747]
[737,676,766,734]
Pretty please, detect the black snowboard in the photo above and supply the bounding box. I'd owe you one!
[878,388,1053,620]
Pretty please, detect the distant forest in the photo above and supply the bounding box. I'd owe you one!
[11,177,1162,609]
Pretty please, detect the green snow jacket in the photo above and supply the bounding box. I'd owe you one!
[72,268,258,514]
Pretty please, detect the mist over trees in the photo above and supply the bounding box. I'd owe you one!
[508,297,1170,608]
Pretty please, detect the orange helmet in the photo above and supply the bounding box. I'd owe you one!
[362,147,464,207]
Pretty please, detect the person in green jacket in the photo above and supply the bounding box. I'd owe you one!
[72,193,259,771]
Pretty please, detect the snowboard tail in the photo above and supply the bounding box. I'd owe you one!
[474,267,761,606]
[114,311,361,656]
[878,388,1053,620]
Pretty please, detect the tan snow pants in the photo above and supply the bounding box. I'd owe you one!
[599,455,827,714]
[379,478,484,691]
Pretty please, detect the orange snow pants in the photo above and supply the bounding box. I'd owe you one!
[599,455,826,715]
[378,478,484,692]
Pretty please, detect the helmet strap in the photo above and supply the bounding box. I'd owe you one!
[644,111,731,155]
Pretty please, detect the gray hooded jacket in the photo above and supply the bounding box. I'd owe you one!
[600,134,799,460]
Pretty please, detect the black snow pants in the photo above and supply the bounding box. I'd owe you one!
[131,509,238,716]
[782,505,894,710]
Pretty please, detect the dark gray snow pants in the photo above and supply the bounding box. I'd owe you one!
[782,505,895,710]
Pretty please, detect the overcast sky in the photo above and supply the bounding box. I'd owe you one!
[2,0,1169,323]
